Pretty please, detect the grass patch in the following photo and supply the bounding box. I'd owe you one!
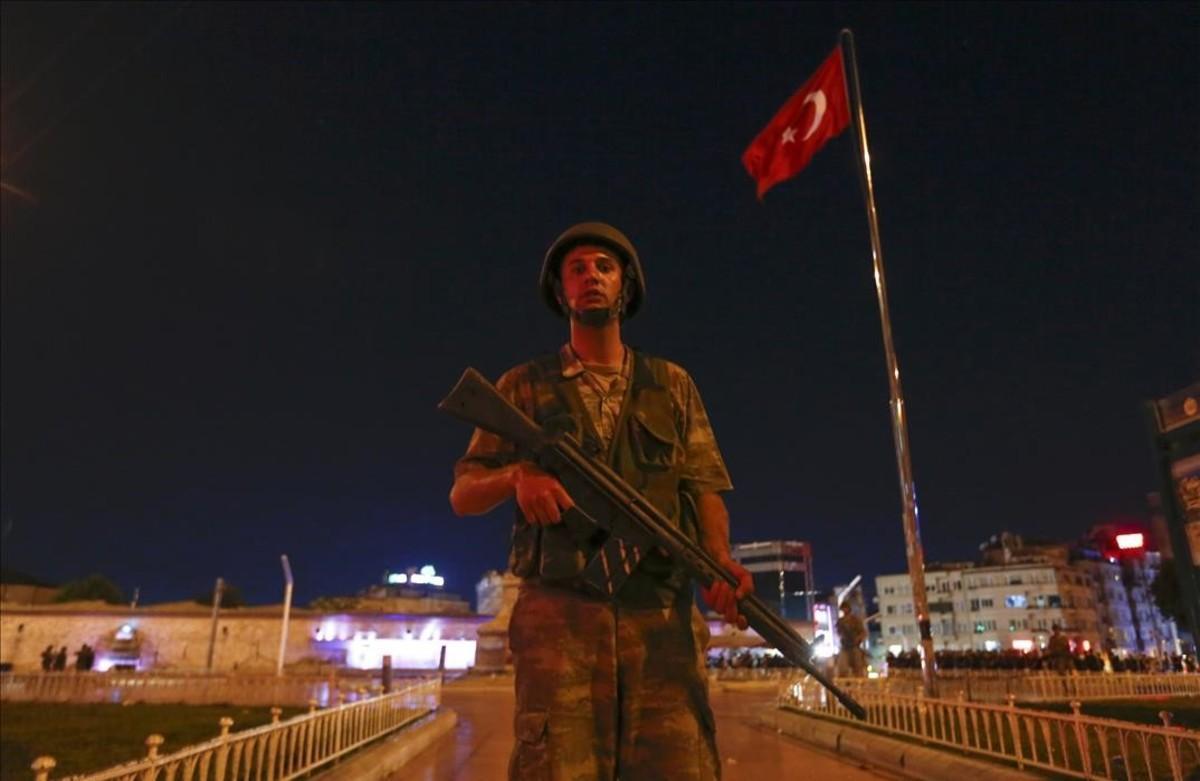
[0,702,305,781]
[1020,696,1200,730]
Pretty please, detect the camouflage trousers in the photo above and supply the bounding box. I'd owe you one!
[508,583,720,781]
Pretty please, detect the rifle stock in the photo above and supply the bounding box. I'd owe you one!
[440,367,867,720]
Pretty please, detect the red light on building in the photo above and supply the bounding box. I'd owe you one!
[1115,533,1144,550]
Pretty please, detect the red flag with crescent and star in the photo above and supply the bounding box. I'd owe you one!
[742,46,851,199]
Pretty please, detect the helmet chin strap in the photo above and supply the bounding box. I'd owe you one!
[572,287,627,328]
[558,281,629,327]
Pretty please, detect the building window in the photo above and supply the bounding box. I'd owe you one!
[1005,594,1027,609]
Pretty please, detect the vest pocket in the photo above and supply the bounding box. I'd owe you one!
[630,408,678,472]
[516,709,549,742]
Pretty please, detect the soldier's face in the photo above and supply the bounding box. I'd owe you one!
[559,245,624,319]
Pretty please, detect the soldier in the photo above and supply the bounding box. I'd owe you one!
[835,603,867,677]
[450,222,753,780]
[1047,624,1071,674]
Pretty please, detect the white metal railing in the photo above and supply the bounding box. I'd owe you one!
[28,677,441,781]
[861,671,1200,703]
[782,676,1200,780]
[0,671,393,707]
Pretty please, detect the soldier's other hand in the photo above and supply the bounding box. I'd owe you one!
[513,462,574,525]
[701,557,753,630]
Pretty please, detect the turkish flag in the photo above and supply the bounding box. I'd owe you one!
[742,46,851,199]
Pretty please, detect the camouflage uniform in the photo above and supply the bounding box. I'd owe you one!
[456,344,732,780]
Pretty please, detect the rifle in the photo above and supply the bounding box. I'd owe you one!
[439,367,867,720]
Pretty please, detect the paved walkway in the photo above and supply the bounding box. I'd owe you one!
[393,679,897,780]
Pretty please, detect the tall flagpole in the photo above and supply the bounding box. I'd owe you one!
[839,28,937,696]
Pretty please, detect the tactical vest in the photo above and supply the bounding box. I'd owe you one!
[508,349,698,607]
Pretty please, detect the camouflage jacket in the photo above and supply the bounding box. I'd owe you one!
[455,344,732,606]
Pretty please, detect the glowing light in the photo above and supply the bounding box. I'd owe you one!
[888,644,903,656]
[983,640,999,652]
[1011,639,1034,653]
[115,624,135,641]
[1115,533,1144,550]
[813,641,837,659]
[1082,640,1091,652]
[345,637,476,670]
[387,573,408,584]
[420,565,436,576]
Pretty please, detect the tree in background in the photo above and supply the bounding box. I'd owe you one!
[53,574,124,604]
[309,596,361,611]
[1151,558,1186,626]
[192,582,247,608]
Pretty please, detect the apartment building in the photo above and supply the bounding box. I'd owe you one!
[730,540,814,621]
[877,563,1102,653]
[875,529,1176,655]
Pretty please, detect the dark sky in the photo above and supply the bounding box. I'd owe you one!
[2,2,1196,609]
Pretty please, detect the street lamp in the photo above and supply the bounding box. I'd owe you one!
[276,555,294,676]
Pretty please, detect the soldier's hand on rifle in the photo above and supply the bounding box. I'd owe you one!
[701,557,753,630]
[512,462,575,525]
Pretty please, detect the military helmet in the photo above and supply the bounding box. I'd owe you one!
[539,222,646,319]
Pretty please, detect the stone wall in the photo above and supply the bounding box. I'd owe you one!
[0,602,489,673]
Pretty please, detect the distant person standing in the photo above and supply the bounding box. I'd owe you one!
[1047,625,1071,673]
[74,644,95,671]
[40,645,55,672]
[836,603,867,677]
[53,646,68,671]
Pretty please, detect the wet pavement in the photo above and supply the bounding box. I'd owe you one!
[394,678,897,780]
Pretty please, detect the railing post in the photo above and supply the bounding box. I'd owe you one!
[1160,711,1185,780]
[30,756,55,781]
[271,706,282,724]
[1005,694,1025,770]
[215,717,234,778]
[145,734,164,759]
[305,700,318,766]
[1069,700,1092,778]
[954,690,969,748]
[335,692,347,754]
[915,688,928,742]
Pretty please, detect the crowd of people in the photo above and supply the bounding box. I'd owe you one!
[706,650,797,669]
[39,643,96,672]
[885,648,1194,673]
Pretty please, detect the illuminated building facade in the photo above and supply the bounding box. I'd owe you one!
[730,540,814,621]
[875,528,1178,656]
[0,601,487,673]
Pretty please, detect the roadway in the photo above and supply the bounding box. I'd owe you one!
[393,678,899,780]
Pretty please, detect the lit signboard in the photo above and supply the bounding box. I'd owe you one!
[1114,533,1144,550]
[386,566,445,587]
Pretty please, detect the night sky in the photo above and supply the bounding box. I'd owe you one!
[2,3,1196,609]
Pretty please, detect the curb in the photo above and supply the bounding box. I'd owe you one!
[313,708,458,781]
[762,707,1039,781]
